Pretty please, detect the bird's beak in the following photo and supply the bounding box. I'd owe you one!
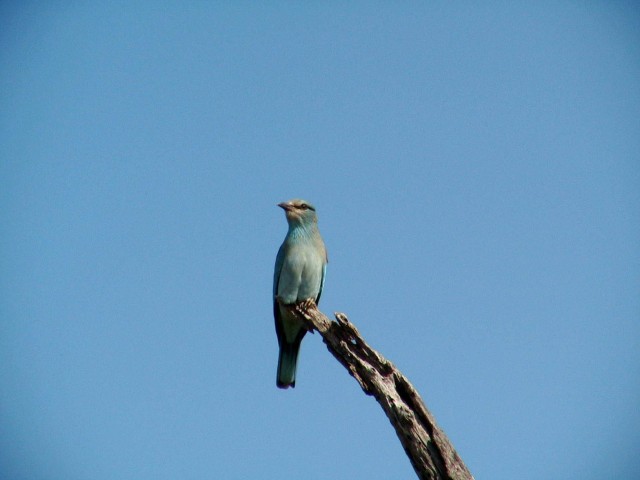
[278,202,292,211]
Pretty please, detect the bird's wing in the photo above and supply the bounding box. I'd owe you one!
[273,243,286,346]
[273,243,285,299]
[315,263,327,305]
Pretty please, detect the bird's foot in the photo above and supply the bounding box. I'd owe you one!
[299,298,316,311]
[295,298,318,332]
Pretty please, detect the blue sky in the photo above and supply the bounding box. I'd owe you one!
[1,3,639,479]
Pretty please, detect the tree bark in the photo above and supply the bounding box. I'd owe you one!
[283,300,474,480]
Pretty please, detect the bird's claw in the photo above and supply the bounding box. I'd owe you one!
[300,298,316,310]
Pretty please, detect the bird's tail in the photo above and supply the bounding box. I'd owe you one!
[276,340,301,389]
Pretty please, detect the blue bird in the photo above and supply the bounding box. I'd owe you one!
[273,199,328,389]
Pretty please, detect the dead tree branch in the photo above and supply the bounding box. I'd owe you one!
[283,300,474,480]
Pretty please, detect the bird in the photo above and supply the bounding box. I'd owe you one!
[273,199,328,389]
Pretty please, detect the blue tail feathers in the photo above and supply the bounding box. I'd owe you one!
[276,341,300,389]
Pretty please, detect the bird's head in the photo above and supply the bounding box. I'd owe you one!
[278,199,318,226]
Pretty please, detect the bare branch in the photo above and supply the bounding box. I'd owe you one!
[284,300,474,480]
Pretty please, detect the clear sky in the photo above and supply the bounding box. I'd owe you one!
[1,3,639,479]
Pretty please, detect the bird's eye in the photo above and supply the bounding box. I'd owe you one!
[300,204,308,210]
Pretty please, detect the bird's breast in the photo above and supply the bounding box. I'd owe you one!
[277,243,325,304]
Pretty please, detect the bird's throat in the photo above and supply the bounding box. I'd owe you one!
[288,223,316,240]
